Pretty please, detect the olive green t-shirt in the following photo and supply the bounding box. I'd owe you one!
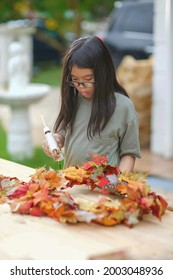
[63,93,141,168]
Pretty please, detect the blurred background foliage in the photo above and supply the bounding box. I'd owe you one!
[0,0,116,36]
[0,0,120,68]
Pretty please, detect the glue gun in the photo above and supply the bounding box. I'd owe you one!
[41,115,64,162]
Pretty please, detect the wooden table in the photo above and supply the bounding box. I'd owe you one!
[0,158,173,260]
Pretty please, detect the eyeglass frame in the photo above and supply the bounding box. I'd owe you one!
[66,80,95,88]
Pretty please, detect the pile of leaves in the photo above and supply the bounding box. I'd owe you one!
[0,154,168,227]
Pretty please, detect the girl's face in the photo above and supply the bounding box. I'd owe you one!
[70,65,95,100]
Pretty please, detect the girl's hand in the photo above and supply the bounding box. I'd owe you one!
[42,133,64,160]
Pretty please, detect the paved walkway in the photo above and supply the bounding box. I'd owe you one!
[0,86,173,181]
[135,149,173,180]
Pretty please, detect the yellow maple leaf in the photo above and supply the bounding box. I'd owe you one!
[63,166,90,183]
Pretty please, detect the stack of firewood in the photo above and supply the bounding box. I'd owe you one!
[117,55,153,147]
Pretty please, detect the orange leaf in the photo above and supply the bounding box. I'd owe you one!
[32,187,49,206]
[116,184,127,195]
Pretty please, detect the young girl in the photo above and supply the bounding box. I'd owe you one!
[43,36,141,173]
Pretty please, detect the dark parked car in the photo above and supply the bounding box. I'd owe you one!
[100,0,154,68]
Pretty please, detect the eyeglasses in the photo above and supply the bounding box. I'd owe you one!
[66,80,95,88]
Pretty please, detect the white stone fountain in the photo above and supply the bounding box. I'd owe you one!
[0,41,50,160]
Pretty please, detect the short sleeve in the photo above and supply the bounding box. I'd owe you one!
[119,116,141,159]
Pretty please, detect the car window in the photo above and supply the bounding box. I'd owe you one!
[108,2,153,34]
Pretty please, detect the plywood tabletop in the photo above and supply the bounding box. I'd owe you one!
[0,158,173,260]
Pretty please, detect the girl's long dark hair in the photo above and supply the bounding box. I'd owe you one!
[54,36,128,138]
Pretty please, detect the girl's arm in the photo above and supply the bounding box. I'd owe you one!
[119,154,136,174]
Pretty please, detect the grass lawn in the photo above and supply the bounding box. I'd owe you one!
[32,63,63,86]
[0,123,63,170]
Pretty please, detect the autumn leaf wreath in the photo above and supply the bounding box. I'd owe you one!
[0,154,168,227]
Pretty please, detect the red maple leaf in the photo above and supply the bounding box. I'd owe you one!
[11,182,29,199]
[29,207,44,216]
[82,154,107,170]
[97,176,109,188]
[18,200,33,214]
[105,165,120,176]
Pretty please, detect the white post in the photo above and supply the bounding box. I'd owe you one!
[151,0,173,158]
